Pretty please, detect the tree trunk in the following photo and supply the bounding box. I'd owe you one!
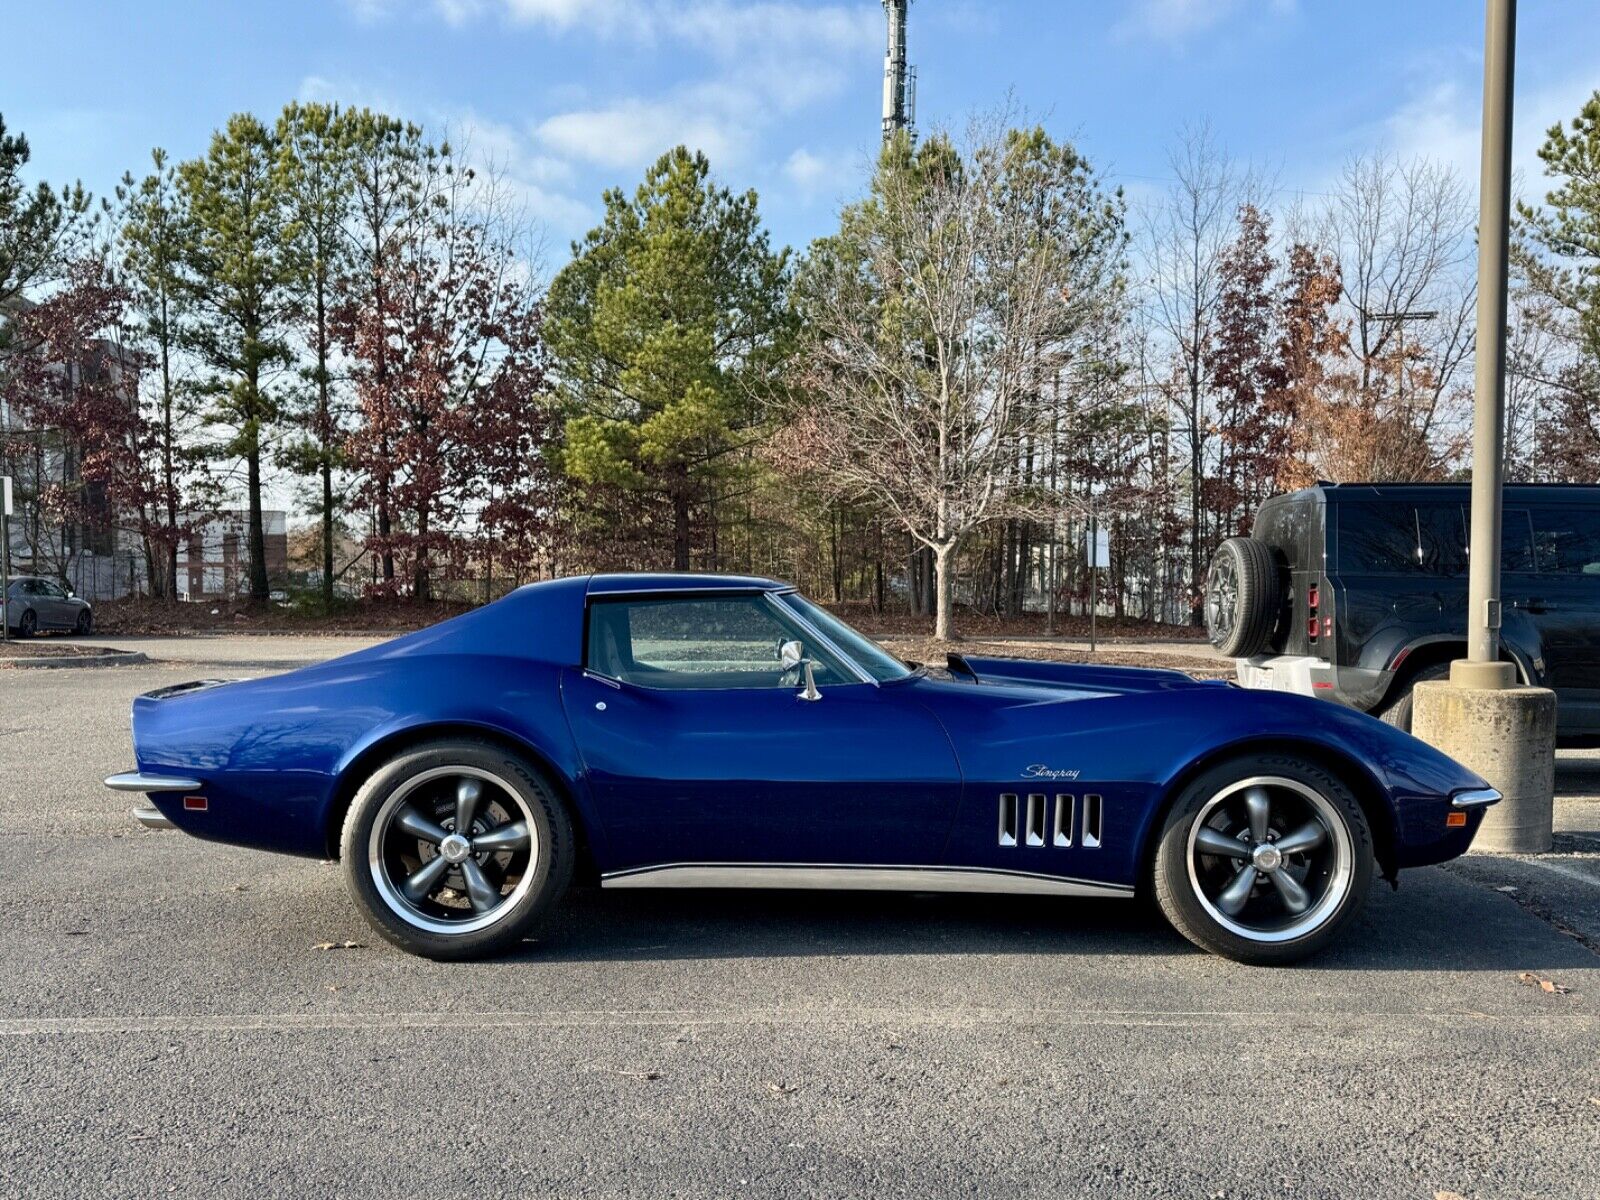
[316,290,334,607]
[246,444,268,602]
[672,474,691,571]
[934,542,957,642]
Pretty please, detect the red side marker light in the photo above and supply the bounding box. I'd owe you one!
[1312,681,1335,689]
[1445,811,1468,829]
[183,795,208,812]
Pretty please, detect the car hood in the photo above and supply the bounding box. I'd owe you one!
[943,652,1227,698]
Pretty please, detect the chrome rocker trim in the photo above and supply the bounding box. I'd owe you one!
[131,805,175,831]
[1451,787,1502,809]
[601,862,1135,898]
[104,771,203,793]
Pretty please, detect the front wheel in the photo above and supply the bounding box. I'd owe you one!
[339,740,574,960]
[1152,754,1373,964]
[74,609,93,635]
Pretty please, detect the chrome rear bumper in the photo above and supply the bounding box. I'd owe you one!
[104,771,202,793]
[131,805,175,830]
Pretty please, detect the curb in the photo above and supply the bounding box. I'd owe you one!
[1,649,150,670]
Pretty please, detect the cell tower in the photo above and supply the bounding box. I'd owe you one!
[881,0,915,142]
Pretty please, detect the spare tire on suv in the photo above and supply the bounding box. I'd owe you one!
[1205,536,1283,657]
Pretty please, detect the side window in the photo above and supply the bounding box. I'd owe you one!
[1414,504,1466,576]
[38,579,66,598]
[1338,504,1424,574]
[1500,509,1537,573]
[1529,506,1600,577]
[586,596,850,690]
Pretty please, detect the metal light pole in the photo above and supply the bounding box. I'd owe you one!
[1415,0,1556,855]
[1460,0,1517,688]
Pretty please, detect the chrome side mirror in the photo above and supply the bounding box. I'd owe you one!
[779,639,822,702]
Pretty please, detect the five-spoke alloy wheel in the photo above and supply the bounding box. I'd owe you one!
[1153,754,1373,964]
[341,741,573,960]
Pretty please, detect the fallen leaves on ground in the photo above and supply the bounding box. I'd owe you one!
[1517,971,1571,995]
[313,940,364,951]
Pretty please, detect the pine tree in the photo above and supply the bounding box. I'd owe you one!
[546,147,792,571]
[178,114,294,602]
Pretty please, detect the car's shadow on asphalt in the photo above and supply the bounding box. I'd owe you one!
[491,872,1597,973]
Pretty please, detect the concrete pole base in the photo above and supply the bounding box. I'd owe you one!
[1412,673,1555,854]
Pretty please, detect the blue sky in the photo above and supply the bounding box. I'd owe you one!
[8,0,1600,259]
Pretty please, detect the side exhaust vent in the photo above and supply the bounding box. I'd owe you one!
[998,794,1018,847]
[1083,794,1103,849]
[1025,794,1046,847]
[1053,794,1074,847]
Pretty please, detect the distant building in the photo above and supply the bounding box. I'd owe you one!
[0,328,147,601]
[175,510,289,600]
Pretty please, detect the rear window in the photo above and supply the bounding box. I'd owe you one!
[1529,506,1600,576]
[1338,503,1465,576]
[1251,499,1314,571]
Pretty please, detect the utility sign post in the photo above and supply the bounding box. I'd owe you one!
[1086,502,1108,654]
[1,476,11,644]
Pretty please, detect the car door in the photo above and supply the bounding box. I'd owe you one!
[34,578,73,628]
[562,592,963,873]
[1523,503,1600,735]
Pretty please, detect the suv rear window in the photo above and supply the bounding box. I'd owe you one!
[1529,506,1600,575]
[1338,503,1465,575]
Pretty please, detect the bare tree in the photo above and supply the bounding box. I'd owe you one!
[1313,153,1476,478]
[1142,124,1256,622]
[792,124,1125,640]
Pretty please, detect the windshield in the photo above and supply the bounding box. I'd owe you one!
[776,592,912,682]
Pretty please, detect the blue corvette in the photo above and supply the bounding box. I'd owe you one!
[106,573,1498,963]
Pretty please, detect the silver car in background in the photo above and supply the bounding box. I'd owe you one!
[3,575,93,637]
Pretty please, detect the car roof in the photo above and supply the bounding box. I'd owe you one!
[1268,482,1600,504]
[585,572,791,596]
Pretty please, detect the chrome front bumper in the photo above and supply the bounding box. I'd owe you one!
[1451,788,1502,809]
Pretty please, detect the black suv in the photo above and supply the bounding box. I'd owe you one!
[1205,482,1600,744]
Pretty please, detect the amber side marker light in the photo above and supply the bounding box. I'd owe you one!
[183,795,208,812]
[1445,811,1468,828]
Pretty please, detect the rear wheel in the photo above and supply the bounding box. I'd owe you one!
[1378,662,1450,733]
[1153,753,1373,965]
[15,609,36,639]
[1205,537,1282,657]
[339,740,574,960]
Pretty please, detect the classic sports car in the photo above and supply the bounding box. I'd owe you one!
[106,573,1498,964]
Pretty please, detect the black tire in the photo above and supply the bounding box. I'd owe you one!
[1378,663,1450,733]
[1204,536,1283,657]
[1152,752,1374,965]
[74,609,93,635]
[15,609,36,639]
[339,740,574,960]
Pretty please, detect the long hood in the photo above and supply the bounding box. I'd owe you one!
[946,652,1225,698]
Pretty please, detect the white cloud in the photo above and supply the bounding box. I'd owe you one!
[536,100,742,170]
[340,0,399,23]
[1380,71,1600,203]
[782,147,863,202]
[516,3,878,174]
[433,0,486,25]
[1113,0,1296,45]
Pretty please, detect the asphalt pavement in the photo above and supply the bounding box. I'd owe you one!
[1,636,1597,1199]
